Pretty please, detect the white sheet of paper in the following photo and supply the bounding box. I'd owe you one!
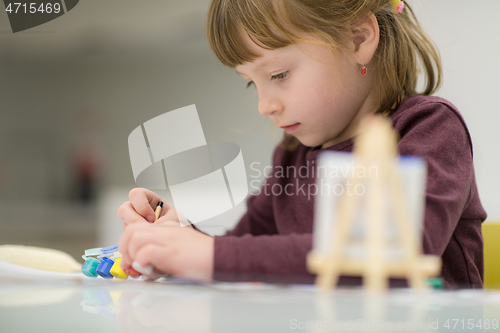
[0,262,84,281]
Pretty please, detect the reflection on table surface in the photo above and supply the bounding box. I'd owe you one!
[1,276,500,333]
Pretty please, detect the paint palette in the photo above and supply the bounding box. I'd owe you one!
[81,245,128,279]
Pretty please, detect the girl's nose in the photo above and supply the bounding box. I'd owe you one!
[258,93,284,117]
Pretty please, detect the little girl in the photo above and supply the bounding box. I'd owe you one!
[117,0,487,288]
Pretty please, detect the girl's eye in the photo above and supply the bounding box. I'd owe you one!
[245,71,288,89]
[271,71,288,81]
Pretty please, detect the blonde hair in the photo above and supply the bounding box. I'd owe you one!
[206,0,442,151]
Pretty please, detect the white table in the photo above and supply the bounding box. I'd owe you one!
[1,276,499,332]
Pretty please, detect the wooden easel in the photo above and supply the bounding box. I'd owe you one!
[307,115,441,292]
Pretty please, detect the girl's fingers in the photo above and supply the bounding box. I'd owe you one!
[161,207,191,227]
[119,225,172,269]
[117,201,150,226]
[163,208,185,223]
[133,243,171,277]
[153,218,182,228]
[129,188,174,222]
[123,267,141,278]
[128,188,159,222]
[128,228,172,261]
[119,224,142,268]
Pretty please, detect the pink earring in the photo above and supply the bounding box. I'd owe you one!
[361,63,367,76]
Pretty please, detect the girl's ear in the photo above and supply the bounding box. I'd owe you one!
[351,12,380,65]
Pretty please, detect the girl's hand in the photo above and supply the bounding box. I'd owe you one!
[118,223,214,282]
[117,188,192,230]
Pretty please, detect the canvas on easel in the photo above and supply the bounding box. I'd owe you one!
[307,116,441,291]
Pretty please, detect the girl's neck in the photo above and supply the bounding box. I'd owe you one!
[321,89,379,149]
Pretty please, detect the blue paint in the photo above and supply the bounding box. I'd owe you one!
[96,257,115,278]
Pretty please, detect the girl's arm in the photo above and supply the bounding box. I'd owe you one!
[213,233,315,283]
[393,100,485,256]
[222,182,279,237]
[215,147,283,237]
[392,97,486,287]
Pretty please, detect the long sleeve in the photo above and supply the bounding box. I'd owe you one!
[213,233,315,283]
[392,99,487,288]
[213,144,317,283]
[222,181,279,237]
[394,101,478,255]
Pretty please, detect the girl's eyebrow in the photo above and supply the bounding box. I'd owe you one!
[236,60,269,76]
[236,56,287,76]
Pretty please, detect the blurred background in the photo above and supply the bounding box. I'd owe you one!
[0,0,498,261]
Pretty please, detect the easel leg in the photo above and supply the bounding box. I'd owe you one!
[316,172,363,290]
[365,161,387,292]
[387,163,426,290]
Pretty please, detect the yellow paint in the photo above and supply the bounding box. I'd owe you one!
[110,258,128,279]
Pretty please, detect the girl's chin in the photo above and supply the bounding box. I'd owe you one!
[293,136,323,148]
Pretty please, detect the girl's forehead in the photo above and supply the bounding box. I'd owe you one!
[235,41,348,78]
[238,27,330,57]
[234,28,342,75]
[235,32,278,69]
[235,39,294,74]
[238,31,266,55]
[237,24,295,55]
[235,52,286,75]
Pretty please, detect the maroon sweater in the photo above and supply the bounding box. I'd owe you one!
[211,95,487,288]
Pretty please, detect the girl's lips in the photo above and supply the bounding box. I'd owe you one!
[283,123,300,134]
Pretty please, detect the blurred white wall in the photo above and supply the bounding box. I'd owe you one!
[412,0,500,220]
